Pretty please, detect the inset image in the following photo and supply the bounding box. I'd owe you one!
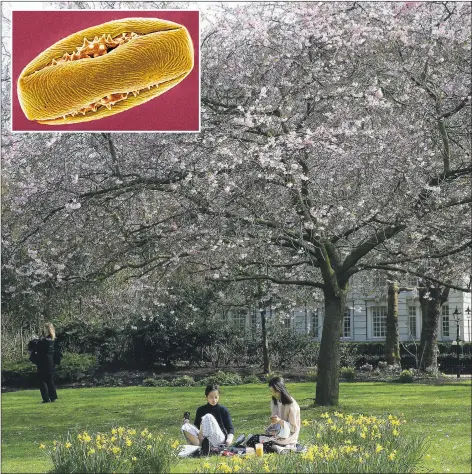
[12,10,199,132]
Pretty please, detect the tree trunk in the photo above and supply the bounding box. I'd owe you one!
[261,308,271,374]
[315,289,346,406]
[419,286,449,371]
[385,281,401,366]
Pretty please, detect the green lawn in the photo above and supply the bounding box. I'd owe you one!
[1,382,471,473]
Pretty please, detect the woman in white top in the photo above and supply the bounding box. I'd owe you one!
[245,376,301,452]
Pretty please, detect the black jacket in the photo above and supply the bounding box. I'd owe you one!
[194,403,234,436]
[30,337,55,375]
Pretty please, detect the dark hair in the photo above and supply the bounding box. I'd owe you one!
[205,384,220,397]
[268,376,293,405]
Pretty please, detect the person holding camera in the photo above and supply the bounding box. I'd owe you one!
[181,384,234,455]
[28,322,58,404]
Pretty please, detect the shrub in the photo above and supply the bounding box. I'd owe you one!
[142,378,170,387]
[170,375,196,387]
[359,363,374,372]
[1,358,37,387]
[202,371,243,386]
[306,368,318,382]
[38,426,180,473]
[377,361,388,371]
[242,374,261,384]
[55,353,98,384]
[340,366,356,382]
[398,369,414,383]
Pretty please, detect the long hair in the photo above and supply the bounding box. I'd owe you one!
[268,376,293,405]
[44,322,56,340]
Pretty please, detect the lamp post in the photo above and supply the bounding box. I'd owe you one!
[452,307,462,378]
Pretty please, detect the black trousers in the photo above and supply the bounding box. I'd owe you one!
[39,372,57,402]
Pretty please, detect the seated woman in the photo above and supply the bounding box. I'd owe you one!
[246,376,301,453]
[181,384,234,454]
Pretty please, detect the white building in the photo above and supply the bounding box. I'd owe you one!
[224,278,472,343]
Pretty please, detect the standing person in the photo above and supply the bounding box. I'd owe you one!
[181,384,234,455]
[245,376,301,453]
[30,322,58,403]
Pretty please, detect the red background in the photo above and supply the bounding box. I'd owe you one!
[12,10,200,132]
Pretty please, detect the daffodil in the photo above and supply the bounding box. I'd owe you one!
[87,448,95,456]
[65,442,72,449]
[203,462,211,469]
[126,438,132,447]
[132,456,137,462]
[146,445,152,450]
[375,444,383,453]
[392,429,399,436]
[39,444,46,450]
[171,440,180,449]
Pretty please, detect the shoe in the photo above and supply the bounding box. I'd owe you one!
[51,399,57,402]
[201,437,210,456]
[41,400,51,403]
[233,434,246,446]
[183,411,190,423]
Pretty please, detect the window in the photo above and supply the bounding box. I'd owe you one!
[313,310,320,338]
[372,306,387,338]
[295,311,306,333]
[282,316,292,329]
[407,276,419,287]
[408,306,417,339]
[373,273,386,288]
[343,308,351,338]
[442,305,449,337]
[232,309,247,328]
[251,309,258,329]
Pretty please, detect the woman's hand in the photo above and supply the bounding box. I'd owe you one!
[270,415,281,424]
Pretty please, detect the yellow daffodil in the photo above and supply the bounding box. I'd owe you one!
[388,452,395,461]
[392,429,399,436]
[375,444,383,453]
[302,419,310,426]
[326,418,333,425]
[52,440,57,446]
[87,448,95,456]
[112,446,121,455]
[128,429,136,436]
[39,444,46,449]
[65,442,72,449]
[203,462,211,469]
[77,434,83,441]
[111,428,117,435]
[126,438,132,447]
[146,445,152,450]
[171,440,180,449]
[132,456,137,462]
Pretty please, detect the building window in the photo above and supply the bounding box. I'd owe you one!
[251,309,258,329]
[372,306,387,338]
[232,309,247,328]
[373,273,386,288]
[343,308,351,338]
[408,306,417,339]
[407,276,419,287]
[282,315,292,329]
[442,305,449,337]
[295,311,305,333]
[313,310,319,338]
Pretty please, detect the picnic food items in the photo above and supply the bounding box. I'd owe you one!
[17,17,194,124]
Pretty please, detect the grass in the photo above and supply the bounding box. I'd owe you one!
[1,381,471,473]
